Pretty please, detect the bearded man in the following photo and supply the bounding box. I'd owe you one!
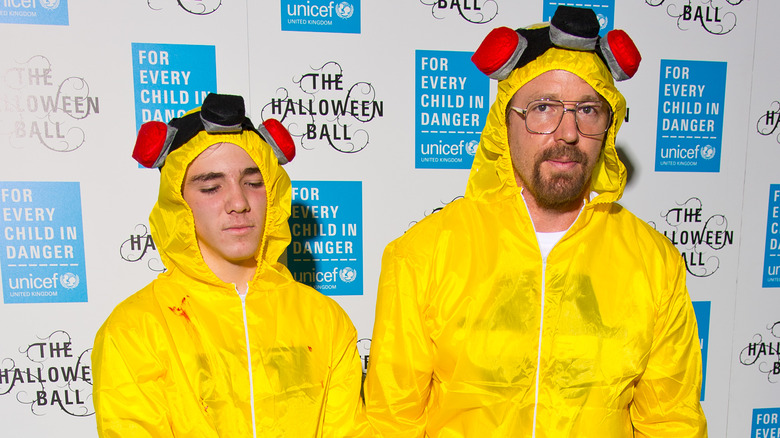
[364,6,707,438]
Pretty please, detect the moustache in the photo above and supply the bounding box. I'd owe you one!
[538,144,588,165]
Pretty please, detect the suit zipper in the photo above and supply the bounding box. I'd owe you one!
[240,293,258,438]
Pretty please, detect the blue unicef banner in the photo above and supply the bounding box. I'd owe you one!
[288,181,363,296]
[415,50,488,169]
[763,184,780,287]
[0,0,68,25]
[0,182,87,304]
[752,408,780,437]
[281,0,360,34]
[131,43,217,131]
[692,301,710,401]
[543,0,614,33]
[655,60,727,172]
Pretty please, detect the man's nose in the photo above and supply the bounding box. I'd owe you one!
[225,184,251,213]
[555,108,580,143]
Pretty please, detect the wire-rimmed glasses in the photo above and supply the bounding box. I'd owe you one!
[510,99,612,136]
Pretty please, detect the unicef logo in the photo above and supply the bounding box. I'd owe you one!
[465,140,479,156]
[339,267,357,283]
[597,14,608,30]
[40,0,61,10]
[700,144,716,160]
[335,2,354,19]
[60,273,79,289]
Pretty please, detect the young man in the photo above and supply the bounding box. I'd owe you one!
[364,7,707,437]
[92,94,368,437]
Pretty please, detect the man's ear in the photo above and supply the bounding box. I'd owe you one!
[505,91,520,128]
[180,159,195,197]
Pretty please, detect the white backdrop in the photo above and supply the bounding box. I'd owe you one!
[0,1,778,436]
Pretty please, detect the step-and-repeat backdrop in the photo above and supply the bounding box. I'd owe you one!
[0,1,778,436]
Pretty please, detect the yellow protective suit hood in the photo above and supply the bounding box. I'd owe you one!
[467,46,627,205]
[93,96,369,437]
[151,127,292,286]
[365,7,707,438]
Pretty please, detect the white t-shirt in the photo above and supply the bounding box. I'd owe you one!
[523,191,590,261]
[536,230,566,261]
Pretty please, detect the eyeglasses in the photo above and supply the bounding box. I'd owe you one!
[510,99,612,136]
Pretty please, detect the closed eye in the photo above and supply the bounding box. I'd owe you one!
[242,167,264,189]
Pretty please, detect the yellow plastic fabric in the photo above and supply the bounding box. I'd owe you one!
[364,47,707,437]
[92,129,369,437]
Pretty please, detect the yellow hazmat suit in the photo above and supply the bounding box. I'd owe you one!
[364,47,707,436]
[92,126,368,436]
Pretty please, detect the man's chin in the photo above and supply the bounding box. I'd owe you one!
[532,176,588,209]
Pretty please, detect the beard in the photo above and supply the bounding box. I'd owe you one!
[524,143,591,210]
